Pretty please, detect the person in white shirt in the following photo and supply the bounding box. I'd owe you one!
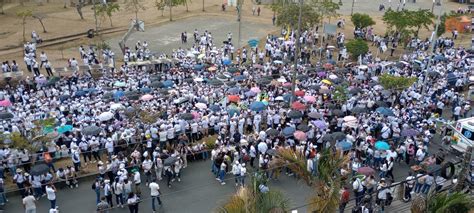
[149,179,162,212]
[23,192,37,213]
[113,179,124,208]
[133,170,141,194]
[142,156,153,185]
[45,184,57,210]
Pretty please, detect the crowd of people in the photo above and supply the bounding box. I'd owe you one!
[0,14,471,213]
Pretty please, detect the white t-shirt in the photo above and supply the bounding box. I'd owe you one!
[46,186,56,200]
[149,182,160,196]
[23,195,36,209]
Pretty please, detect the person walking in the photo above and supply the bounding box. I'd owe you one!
[45,183,57,210]
[92,178,102,204]
[103,179,113,208]
[339,186,350,213]
[22,192,37,213]
[113,178,124,208]
[149,179,162,213]
[352,177,364,206]
[126,192,140,213]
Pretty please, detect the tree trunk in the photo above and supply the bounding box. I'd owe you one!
[202,0,204,11]
[161,9,164,16]
[38,19,47,33]
[169,5,172,21]
[76,5,84,19]
[22,20,26,42]
[109,16,113,27]
[185,1,188,12]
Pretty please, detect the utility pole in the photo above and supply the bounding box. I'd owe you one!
[237,0,243,49]
[350,0,355,15]
[92,0,99,35]
[454,146,473,192]
[290,0,302,104]
[421,2,442,95]
[431,0,435,12]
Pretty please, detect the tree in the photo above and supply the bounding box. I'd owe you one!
[378,73,417,91]
[76,1,84,19]
[274,148,349,212]
[32,13,47,33]
[351,13,375,29]
[345,39,368,59]
[154,0,166,17]
[179,0,191,12]
[125,0,146,21]
[17,10,33,42]
[165,0,181,21]
[412,192,473,213]
[409,9,434,36]
[95,3,120,27]
[218,173,290,213]
[436,12,462,37]
[312,0,340,23]
[275,3,320,30]
[0,0,5,15]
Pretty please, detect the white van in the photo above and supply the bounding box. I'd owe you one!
[452,117,474,153]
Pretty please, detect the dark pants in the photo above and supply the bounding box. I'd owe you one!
[105,194,113,207]
[49,199,56,209]
[128,204,139,213]
[46,67,53,76]
[33,68,40,76]
[152,196,162,211]
[339,202,347,213]
[115,193,124,205]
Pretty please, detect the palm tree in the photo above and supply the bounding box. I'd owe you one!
[218,173,290,213]
[274,148,349,213]
[411,191,472,213]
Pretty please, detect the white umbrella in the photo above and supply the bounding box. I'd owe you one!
[98,111,114,121]
[110,103,125,110]
[374,85,383,90]
[275,96,284,101]
[194,77,204,82]
[186,52,195,57]
[273,60,283,64]
[195,103,207,109]
[328,74,338,79]
[343,116,357,122]
[277,78,287,83]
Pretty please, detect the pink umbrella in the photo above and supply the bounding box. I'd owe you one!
[140,94,154,101]
[191,111,200,119]
[304,96,316,103]
[294,90,305,97]
[0,99,12,107]
[283,82,292,87]
[250,87,261,93]
[357,166,375,176]
[294,131,306,140]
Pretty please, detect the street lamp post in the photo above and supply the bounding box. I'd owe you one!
[422,1,442,95]
[431,0,435,12]
[350,0,355,15]
[290,0,303,104]
[237,0,243,49]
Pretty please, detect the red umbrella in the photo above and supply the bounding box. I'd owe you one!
[357,166,375,176]
[291,101,306,110]
[294,131,307,140]
[294,90,305,97]
[323,63,334,70]
[228,95,240,103]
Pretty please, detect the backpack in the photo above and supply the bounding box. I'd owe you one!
[91,182,96,190]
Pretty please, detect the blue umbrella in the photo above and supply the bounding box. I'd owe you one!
[162,80,174,88]
[446,72,457,85]
[282,127,296,137]
[228,108,240,117]
[283,93,294,102]
[336,141,352,151]
[75,90,87,97]
[84,88,98,94]
[376,107,395,116]
[209,105,221,112]
[114,91,125,99]
[57,125,73,134]
[193,64,204,70]
[228,87,240,94]
[245,90,257,97]
[196,98,207,103]
[140,87,151,93]
[223,59,232,65]
[433,55,447,61]
[375,141,390,150]
[249,101,266,112]
[234,75,246,81]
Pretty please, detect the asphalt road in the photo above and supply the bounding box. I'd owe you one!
[107,15,275,55]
